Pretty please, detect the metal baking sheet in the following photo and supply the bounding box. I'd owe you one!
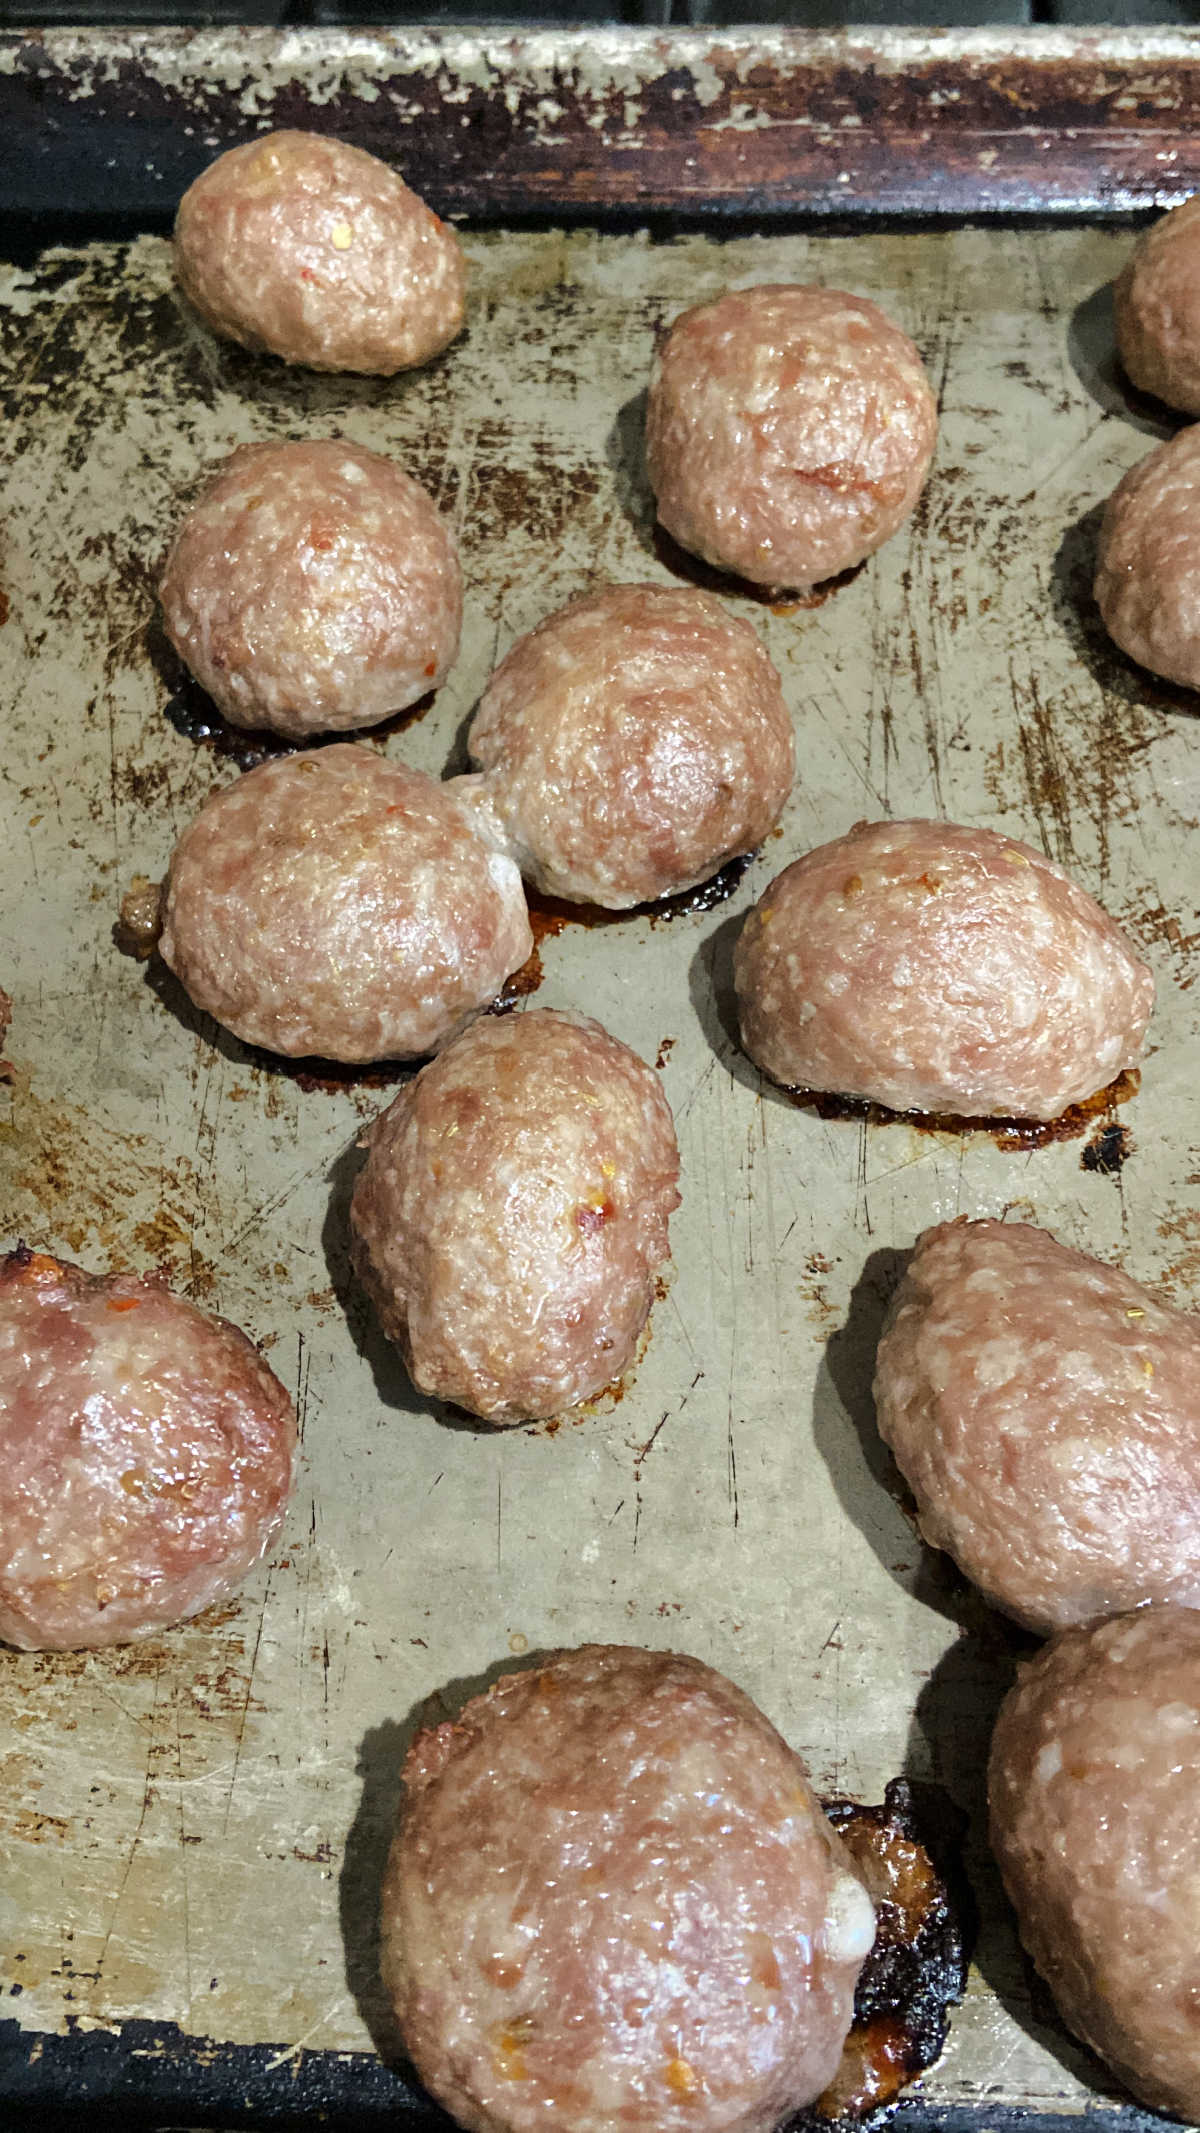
[3,108,1200,2131]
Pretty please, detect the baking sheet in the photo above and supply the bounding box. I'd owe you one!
[2,208,1199,2124]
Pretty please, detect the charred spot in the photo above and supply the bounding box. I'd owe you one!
[790,1779,972,2128]
[1082,1121,1134,1175]
[783,1068,1140,1152]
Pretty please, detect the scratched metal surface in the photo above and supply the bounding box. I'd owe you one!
[1,217,1199,2121]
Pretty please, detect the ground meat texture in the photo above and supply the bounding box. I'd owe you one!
[1114,196,1200,414]
[1095,425,1200,692]
[645,284,937,591]
[174,130,465,374]
[350,1010,680,1423]
[159,440,462,739]
[0,1248,294,1650]
[733,818,1153,1120]
[382,1644,876,2133]
[0,987,10,1048]
[465,583,795,907]
[158,746,532,1063]
[989,1606,1200,2119]
[874,1218,1200,1636]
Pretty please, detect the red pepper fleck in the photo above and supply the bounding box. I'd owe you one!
[107,1297,140,1313]
[424,660,437,677]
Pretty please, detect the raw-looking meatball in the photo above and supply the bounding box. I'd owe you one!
[989,1606,1200,2119]
[350,1009,680,1423]
[1095,425,1200,691]
[1114,195,1200,414]
[159,440,462,738]
[645,284,937,590]
[382,1644,876,2133]
[733,818,1153,1119]
[158,746,532,1063]
[465,583,795,907]
[174,130,465,374]
[874,1218,1200,1635]
[0,1247,294,1650]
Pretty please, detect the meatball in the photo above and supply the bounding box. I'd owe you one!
[159,439,462,739]
[350,1009,680,1423]
[466,583,795,907]
[0,986,10,1049]
[645,284,937,590]
[158,746,532,1063]
[733,818,1153,1120]
[873,1218,1200,1636]
[382,1644,876,2133]
[1094,425,1200,692]
[989,1606,1200,2119]
[174,130,465,374]
[1114,195,1200,414]
[0,1246,294,1650]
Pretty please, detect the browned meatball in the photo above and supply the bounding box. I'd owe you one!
[158,746,532,1064]
[1095,425,1200,691]
[874,1218,1200,1636]
[382,1645,877,2133]
[174,130,465,375]
[733,818,1153,1120]
[466,583,794,907]
[645,284,937,590]
[0,1247,294,1650]
[990,1606,1200,2119]
[1114,195,1200,414]
[159,440,462,739]
[350,1010,680,1423]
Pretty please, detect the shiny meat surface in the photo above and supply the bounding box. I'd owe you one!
[1114,195,1200,414]
[645,284,937,589]
[1095,425,1200,691]
[350,1009,680,1423]
[158,746,532,1063]
[733,818,1153,1120]
[0,1247,294,1650]
[382,1644,875,2133]
[874,1217,1200,1634]
[989,1606,1200,2119]
[174,130,465,374]
[465,582,794,906]
[159,439,462,738]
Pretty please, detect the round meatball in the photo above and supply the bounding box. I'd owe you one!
[382,1644,876,2133]
[466,583,795,907]
[1095,425,1200,691]
[174,130,465,374]
[159,440,462,739]
[0,1247,294,1650]
[350,1009,680,1423]
[989,1606,1200,2119]
[874,1218,1200,1636]
[645,284,937,590]
[1114,195,1200,414]
[733,818,1153,1120]
[158,746,532,1063]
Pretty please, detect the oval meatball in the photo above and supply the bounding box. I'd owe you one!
[1114,195,1200,414]
[350,1009,680,1423]
[158,746,532,1064]
[159,439,462,739]
[874,1218,1200,1635]
[733,818,1153,1120]
[645,284,937,590]
[0,1247,294,1650]
[382,1644,876,2133]
[466,583,794,907]
[1094,425,1200,691]
[989,1606,1200,2119]
[174,130,465,374]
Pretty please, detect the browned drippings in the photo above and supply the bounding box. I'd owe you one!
[163,680,437,771]
[651,524,866,611]
[520,855,754,943]
[783,1068,1140,1154]
[288,1059,410,1096]
[489,945,546,1013]
[788,1779,971,2130]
